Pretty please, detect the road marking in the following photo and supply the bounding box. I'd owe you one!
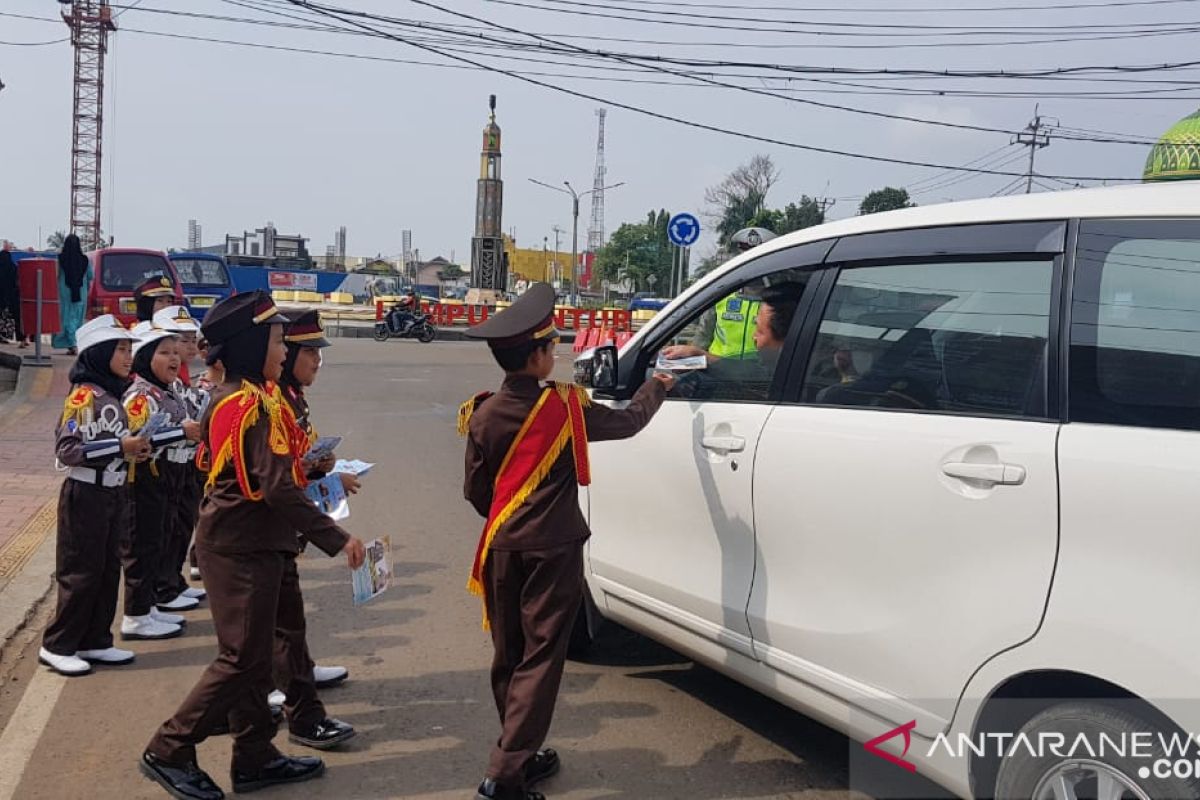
[0,668,65,800]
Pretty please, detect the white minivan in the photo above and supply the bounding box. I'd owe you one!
[574,182,1200,800]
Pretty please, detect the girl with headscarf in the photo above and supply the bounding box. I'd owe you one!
[40,315,150,677]
[52,234,92,355]
[0,245,26,348]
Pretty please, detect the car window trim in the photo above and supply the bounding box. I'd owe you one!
[782,250,1067,423]
[825,220,1067,263]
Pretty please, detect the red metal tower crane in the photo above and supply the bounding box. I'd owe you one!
[60,1,116,252]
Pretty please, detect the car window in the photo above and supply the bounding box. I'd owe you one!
[100,253,172,291]
[651,269,811,403]
[1069,220,1200,431]
[172,258,229,288]
[801,259,1054,418]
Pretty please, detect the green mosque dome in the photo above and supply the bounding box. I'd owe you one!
[1144,109,1200,182]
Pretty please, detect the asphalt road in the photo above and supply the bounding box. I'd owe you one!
[0,339,947,800]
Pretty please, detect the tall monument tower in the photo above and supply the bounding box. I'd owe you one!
[471,95,507,290]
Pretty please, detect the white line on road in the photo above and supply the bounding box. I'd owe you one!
[0,667,65,800]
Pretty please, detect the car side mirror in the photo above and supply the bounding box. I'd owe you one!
[574,344,618,391]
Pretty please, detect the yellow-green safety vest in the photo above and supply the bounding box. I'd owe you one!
[710,294,760,359]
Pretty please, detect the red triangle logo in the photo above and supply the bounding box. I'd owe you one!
[864,720,918,773]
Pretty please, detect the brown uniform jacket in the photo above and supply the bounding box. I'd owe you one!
[195,381,349,557]
[464,375,666,551]
[55,383,130,469]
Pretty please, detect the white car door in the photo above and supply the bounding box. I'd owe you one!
[587,264,817,659]
[750,243,1061,735]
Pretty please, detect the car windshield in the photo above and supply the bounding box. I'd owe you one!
[172,258,230,289]
[100,253,174,291]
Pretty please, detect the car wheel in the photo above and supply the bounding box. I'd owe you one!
[567,591,602,659]
[994,701,1200,800]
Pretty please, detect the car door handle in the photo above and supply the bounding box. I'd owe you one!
[701,435,746,453]
[941,461,1026,486]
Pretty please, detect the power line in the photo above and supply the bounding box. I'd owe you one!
[278,0,1137,182]
[513,0,1200,13]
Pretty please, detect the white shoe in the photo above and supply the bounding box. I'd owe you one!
[156,594,200,612]
[150,607,186,626]
[38,648,92,676]
[189,567,202,580]
[77,647,135,665]
[268,690,286,708]
[182,587,207,601]
[313,665,349,688]
[120,615,183,641]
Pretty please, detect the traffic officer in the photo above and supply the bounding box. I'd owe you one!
[692,226,778,358]
[39,315,150,676]
[460,283,673,800]
[141,291,365,800]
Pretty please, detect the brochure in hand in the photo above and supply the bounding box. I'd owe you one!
[137,411,172,442]
[351,536,392,606]
[332,459,374,476]
[655,353,708,371]
[305,473,349,521]
[305,435,342,463]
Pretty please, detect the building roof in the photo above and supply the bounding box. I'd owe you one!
[1144,108,1200,182]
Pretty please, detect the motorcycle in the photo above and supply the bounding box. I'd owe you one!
[373,310,437,343]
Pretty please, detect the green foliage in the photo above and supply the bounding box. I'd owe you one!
[859,187,915,215]
[595,209,676,293]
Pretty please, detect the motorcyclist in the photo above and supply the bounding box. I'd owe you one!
[388,290,420,335]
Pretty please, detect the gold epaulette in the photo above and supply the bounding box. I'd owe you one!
[61,385,95,427]
[552,382,592,409]
[457,391,494,437]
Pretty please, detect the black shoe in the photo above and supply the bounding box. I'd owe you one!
[231,755,324,794]
[209,706,283,738]
[474,778,545,800]
[288,718,356,751]
[139,751,225,800]
[524,748,560,787]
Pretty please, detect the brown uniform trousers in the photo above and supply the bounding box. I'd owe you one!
[272,555,325,730]
[154,461,200,604]
[147,547,286,771]
[484,543,585,787]
[124,466,172,616]
[43,480,131,656]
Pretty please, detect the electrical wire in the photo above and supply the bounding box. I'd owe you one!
[277,0,1138,182]
[509,0,1200,14]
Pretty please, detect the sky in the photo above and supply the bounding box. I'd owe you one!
[1,0,1197,264]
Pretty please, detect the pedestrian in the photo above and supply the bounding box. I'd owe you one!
[52,233,92,355]
[38,315,151,676]
[140,290,366,800]
[133,275,175,323]
[271,309,358,750]
[0,244,26,348]
[120,321,200,641]
[151,305,208,610]
[459,283,673,800]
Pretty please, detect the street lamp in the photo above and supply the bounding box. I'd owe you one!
[529,177,625,304]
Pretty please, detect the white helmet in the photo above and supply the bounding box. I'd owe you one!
[730,227,777,252]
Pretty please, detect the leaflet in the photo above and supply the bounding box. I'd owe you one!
[655,353,708,371]
[305,435,342,463]
[305,473,349,521]
[137,411,172,442]
[332,459,374,476]
[351,536,393,606]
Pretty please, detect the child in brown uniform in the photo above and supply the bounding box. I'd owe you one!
[40,315,151,676]
[140,291,365,800]
[460,283,673,800]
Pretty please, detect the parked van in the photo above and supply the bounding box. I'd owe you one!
[168,252,233,320]
[574,182,1200,800]
[87,248,184,325]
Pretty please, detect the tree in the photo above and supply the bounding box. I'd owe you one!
[859,187,915,216]
[595,209,676,293]
[47,229,109,250]
[748,196,826,236]
[705,154,780,246]
[439,263,465,280]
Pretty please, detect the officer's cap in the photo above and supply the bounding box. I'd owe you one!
[76,314,135,355]
[130,320,177,357]
[465,283,558,350]
[200,290,290,347]
[153,305,199,334]
[284,310,331,348]
[133,275,175,301]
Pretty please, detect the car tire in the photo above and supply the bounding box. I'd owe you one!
[994,701,1200,800]
[566,591,601,659]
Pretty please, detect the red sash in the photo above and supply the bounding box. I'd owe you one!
[468,384,590,628]
[204,380,310,499]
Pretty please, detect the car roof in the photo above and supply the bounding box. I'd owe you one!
[705,181,1200,286]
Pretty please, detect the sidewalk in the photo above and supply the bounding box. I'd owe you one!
[0,344,71,658]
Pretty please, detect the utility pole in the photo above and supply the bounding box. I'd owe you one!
[551,225,564,288]
[1013,106,1055,194]
[816,197,837,220]
[530,177,625,305]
